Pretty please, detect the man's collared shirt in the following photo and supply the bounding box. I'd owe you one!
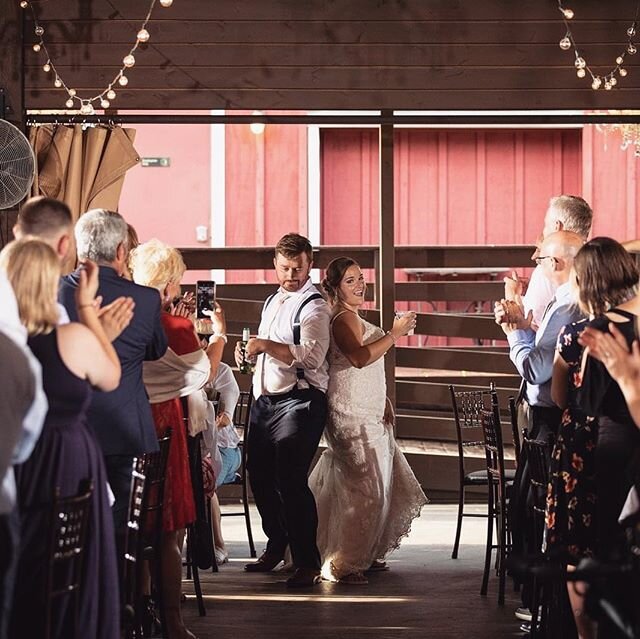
[507,280,584,408]
[253,278,330,398]
[522,264,558,328]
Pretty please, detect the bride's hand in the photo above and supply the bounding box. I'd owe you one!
[383,397,395,427]
[391,311,416,338]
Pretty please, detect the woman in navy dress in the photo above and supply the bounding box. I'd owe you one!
[1,238,132,639]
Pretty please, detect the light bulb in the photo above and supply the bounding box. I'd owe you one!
[68,88,76,96]
[628,27,636,37]
[591,77,602,90]
[160,0,173,6]
[54,78,62,87]
[610,77,618,86]
[118,75,129,86]
[80,101,94,115]
[32,43,41,52]
[617,56,624,65]
[628,44,637,55]
[123,54,135,67]
[20,1,28,8]
[43,62,51,72]
[563,8,574,19]
[250,110,266,135]
[101,99,110,109]
[35,26,44,36]
[620,68,628,77]
[65,98,74,108]
[576,68,586,78]
[107,89,116,100]
[137,29,150,42]
[574,56,586,69]
[559,37,571,51]
[604,81,612,90]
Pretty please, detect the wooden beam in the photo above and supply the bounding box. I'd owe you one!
[396,346,516,374]
[179,245,535,271]
[379,111,396,407]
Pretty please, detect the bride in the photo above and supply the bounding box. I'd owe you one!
[309,257,428,584]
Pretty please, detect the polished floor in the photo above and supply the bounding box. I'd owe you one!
[181,504,525,639]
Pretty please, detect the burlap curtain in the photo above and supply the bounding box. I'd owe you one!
[29,124,140,273]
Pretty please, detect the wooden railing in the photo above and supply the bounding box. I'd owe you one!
[181,244,532,498]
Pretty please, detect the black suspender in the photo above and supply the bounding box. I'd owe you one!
[293,293,323,380]
[261,290,324,383]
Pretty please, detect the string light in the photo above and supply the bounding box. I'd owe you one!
[23,0,175,112]
[558,1,639,90]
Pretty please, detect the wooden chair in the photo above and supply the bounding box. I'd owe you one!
[508,396,522,467]
[122,457,146,639]
[136,430,172,638]
[479,404,510,605]
[449,383,515,560]
[44,480,94,639]
[219,390,256,558]
[523,437,552,637]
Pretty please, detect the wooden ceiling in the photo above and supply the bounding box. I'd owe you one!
[4,0,640,114]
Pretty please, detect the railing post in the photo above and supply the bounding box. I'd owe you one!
[379,110,396,409]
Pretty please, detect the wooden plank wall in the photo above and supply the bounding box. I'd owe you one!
[19,0,640,111]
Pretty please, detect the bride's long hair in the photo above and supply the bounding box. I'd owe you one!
[322,256,362,308]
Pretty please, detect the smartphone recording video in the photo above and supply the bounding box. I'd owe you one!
[196,281,216,319]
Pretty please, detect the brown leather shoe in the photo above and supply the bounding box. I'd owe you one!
[244,551,284,572]
[285,568,322,588]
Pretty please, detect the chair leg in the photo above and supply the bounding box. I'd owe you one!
[530,575,540,639]
[480,485,494,596]
[189,528,206,617]
[242,476,256,558]
[451,484,465,559]
[497,507,506,606]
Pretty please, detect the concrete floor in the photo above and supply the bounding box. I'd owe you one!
[181,504,526,639]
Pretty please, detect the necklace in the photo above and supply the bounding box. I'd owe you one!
[557,1,639,90]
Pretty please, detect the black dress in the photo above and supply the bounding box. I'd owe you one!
[544,320,598,562]
[578,309,640,561]
[11,330,119,639]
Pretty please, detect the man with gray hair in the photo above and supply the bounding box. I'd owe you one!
[59,209,168,542]
[504,194,593,328]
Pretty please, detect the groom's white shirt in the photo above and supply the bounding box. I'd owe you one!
[253,278,330,399]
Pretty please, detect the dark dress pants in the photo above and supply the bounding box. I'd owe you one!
[247,387,327,570]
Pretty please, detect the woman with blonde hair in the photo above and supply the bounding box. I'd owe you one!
[130,238,226,639]
[3,237,131,639]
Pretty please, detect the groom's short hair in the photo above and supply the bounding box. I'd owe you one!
[275,233,313,263]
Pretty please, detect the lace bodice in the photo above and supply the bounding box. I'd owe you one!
[326,314,386,421]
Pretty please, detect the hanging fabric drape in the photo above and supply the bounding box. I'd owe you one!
[29,124,140,273]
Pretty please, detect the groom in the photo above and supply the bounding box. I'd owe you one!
[236,233,330,587]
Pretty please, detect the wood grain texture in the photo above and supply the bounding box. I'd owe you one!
[22,0,640,110]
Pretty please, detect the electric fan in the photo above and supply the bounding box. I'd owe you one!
[0,119,36,210]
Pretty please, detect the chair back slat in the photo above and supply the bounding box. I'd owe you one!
[45,480,93,638]
[523,437,551,515]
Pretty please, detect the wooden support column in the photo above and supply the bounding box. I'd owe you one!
[379,110,396,407]
[0,0,25,248]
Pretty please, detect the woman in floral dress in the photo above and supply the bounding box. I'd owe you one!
[547,237,638,639]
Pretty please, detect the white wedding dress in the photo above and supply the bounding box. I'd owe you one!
[309,314,428,581]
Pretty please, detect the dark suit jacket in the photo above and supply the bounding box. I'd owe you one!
[59,266,167,456]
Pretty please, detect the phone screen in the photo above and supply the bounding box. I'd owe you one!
[196,281,216,318]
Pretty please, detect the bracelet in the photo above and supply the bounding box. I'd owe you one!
[386,330,396,343]
[78,302,95,309]
[209,333,228,345]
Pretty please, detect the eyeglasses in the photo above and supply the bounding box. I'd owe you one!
[534,255,558,266]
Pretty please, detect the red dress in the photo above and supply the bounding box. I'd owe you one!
[151,313,198,531]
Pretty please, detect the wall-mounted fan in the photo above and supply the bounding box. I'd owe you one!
[0,119,35,210]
